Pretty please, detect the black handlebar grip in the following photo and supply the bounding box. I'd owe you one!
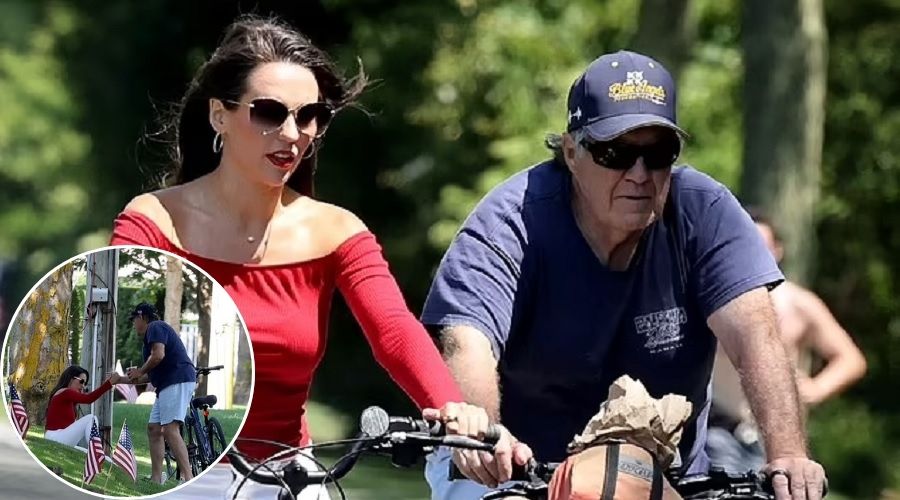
[482,424,502,444]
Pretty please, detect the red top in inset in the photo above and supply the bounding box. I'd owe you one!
[45,380,113,431]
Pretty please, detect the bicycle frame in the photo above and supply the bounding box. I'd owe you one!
[186,403,214,464]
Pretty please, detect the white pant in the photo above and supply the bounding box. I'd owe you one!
[45,414,97,449]
[161,453,331,500]
[425,447,518,500]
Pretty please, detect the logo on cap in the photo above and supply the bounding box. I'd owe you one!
[568,107,583,124]
[608,71,667,105]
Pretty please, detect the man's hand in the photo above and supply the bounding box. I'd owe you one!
[127,368,144,383]
[765,456,827,500]
[423,402,532,487]
[450,424,532,488]
[797,376,825,406]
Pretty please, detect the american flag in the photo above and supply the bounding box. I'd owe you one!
[114,360,138,403]
[112,421,137,482]
[83,420,105,484]
[7,383,29,439]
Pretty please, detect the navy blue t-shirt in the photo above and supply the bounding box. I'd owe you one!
[143,320,197,393]
[421,160,783,474]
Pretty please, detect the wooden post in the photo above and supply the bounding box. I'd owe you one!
[85,249,119,454]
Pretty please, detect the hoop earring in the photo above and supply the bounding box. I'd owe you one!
[212,132,224,153]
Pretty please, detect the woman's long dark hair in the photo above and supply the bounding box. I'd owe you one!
[46,365,89,418]
[166,15,368,195]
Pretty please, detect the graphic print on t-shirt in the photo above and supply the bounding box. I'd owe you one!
[633,306,687,354]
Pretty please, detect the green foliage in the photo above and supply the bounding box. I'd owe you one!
[115,286,162,368]
[808,399,898,499]
[0,2,93,282]
[0,1,898,495]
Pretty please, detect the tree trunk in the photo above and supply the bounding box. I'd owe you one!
[632,0,695,79]
[195,276,212,396]
[740,0,827,284]
[7,262,74,426]
[164,256,183,332]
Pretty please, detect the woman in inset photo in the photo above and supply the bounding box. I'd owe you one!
[45,365,122,449]
[2,246,252,498]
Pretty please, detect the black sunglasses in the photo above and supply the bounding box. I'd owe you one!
[227,98,335,138]
[579,135,681,171]
[74,377,87,385]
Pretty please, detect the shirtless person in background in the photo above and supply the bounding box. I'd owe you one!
[707,207,868,473]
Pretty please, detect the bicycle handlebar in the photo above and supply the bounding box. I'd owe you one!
[227,406,803,500]
[227,406,501,497]
[196,365,224,375]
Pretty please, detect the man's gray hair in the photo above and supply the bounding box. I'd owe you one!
[545,128,590,164]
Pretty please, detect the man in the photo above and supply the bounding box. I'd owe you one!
[126,302,197,483]
[707,208,866,473]
[421,50,826,500]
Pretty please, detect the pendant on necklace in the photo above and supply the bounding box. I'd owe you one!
[247,236,256,243]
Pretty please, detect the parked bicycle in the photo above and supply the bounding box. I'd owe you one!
[164,364,227,481]
[227,406,791,500]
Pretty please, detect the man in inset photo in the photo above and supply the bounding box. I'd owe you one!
[127,302,197,484]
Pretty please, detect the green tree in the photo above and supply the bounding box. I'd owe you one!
[739,0,828,284]
[0,2,92,294]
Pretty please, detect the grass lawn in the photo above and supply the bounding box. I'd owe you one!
[24,402,247,497]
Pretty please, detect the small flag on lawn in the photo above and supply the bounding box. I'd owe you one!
[83,420,105,484]
[112,421,137,482]
[7,383,29,439]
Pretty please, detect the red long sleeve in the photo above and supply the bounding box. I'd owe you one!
[45,380,113,431]
[335,232,464,410]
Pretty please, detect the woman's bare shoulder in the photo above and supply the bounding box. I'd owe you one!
[121,187,185,235]
[284,196,370,253]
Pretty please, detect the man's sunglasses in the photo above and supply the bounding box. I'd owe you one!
[579,135,681,171]
[226,98,335,138]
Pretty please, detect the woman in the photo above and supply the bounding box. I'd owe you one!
[111,15,498,499]
[45,365,122,448]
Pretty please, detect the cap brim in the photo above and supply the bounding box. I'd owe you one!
[583,114,688,142]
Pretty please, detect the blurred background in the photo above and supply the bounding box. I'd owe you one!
[0,0,896,498]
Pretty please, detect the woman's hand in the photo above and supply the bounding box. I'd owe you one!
[106,372,122,385]
[423,402,533,488]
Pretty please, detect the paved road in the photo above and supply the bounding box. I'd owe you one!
[0,421,96,499]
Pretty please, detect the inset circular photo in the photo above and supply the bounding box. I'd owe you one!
[1,246,253,498]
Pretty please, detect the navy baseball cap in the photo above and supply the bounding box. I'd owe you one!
[566,50,687,141]
[128,302,157,320]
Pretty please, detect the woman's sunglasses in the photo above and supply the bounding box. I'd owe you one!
[74,377,87,385]
[579,135,681,171]
[227,98,335,138]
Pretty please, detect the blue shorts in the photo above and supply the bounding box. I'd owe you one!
[149,381,196,425]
